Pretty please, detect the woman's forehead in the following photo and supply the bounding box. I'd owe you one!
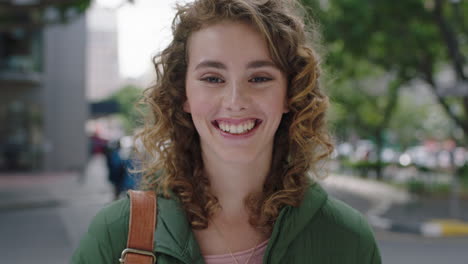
[186,21,273,67]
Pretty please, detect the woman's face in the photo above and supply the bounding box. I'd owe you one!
[184,21,288,164]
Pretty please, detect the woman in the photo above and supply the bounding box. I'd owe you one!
[72,0,381,263]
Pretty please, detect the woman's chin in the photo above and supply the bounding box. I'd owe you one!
[214,149,265,165]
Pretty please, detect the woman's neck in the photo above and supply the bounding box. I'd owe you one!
[202,150,272,217]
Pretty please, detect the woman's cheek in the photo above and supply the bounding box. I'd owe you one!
[191,92,215,115]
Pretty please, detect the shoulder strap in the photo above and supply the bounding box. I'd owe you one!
[119,190,157,264]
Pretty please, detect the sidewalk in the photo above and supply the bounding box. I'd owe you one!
[322,173,468,237]
[0,156,114,211]
[0,155,114,264]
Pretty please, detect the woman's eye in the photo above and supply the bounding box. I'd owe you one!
[250,76,272,83]
[201,76,224,83]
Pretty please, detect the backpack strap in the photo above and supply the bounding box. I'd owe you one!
[119,190,157,264]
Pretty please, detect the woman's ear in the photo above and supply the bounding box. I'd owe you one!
[183,100,191,113]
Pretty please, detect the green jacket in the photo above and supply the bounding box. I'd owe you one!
[72,183,381,263]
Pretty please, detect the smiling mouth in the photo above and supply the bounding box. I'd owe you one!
[212,119,262,135]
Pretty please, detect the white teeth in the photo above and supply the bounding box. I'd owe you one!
[217,120,256,134]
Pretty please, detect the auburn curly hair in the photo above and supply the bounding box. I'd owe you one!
[135,0,333,235]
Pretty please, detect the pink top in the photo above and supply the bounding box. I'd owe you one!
[203,240,269,264]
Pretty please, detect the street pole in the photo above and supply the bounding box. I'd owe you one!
[448,139,460,219]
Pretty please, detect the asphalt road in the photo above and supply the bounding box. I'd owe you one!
[376,229,468,264]
[328,187,468,264]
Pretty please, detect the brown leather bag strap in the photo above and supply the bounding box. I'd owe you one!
[119,190,157,264]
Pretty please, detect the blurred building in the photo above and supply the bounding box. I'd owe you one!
[86,2,122,101]
[0,13,88,172]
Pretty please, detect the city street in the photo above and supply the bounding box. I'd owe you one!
[2,1,468,263]
[0,156,467,264]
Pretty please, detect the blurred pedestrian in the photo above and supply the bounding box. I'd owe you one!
[89,131,107,156]
[103,140,126,200]
[72,0,381,263]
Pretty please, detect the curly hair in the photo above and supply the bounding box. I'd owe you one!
[135,0,333,234]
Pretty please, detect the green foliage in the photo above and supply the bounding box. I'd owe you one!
[57,0,93,22]
[303,0,468,152]
[305,0,412,147]
[326,59,392,139]
[0,0,93,27]
[343,159,391,178]
[387,89,454,148]
[108,85,145,133]
[407,179,426,195]
[406,179,452,197]
[304,0,468,145]
[73,0,93,12]
[458,164,468,189]
[305,0,447,75]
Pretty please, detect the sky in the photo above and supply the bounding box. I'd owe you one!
[96,0,188,78]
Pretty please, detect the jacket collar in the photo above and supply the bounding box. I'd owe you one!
[153,182,328,263]
[281,182,328,244]
[263,182,328,262]
[153,194,204,264]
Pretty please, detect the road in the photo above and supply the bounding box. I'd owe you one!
[328,187,468,264]
[377,229,468,264]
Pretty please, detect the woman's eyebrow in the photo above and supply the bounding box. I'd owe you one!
[194,60,226,70]
[194,60,279,71]
[247,60,278,69]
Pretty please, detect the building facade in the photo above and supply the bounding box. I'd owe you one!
[0,15,88,172]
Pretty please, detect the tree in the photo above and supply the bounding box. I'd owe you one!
[0,0,91,31]
[303,0,414,178]
[327,58,405,178]
[303,0,468,143]
[108,85,145,133]
[388,86,453,149]
[0,0,134,31]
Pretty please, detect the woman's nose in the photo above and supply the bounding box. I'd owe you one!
[222,80,249,112]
